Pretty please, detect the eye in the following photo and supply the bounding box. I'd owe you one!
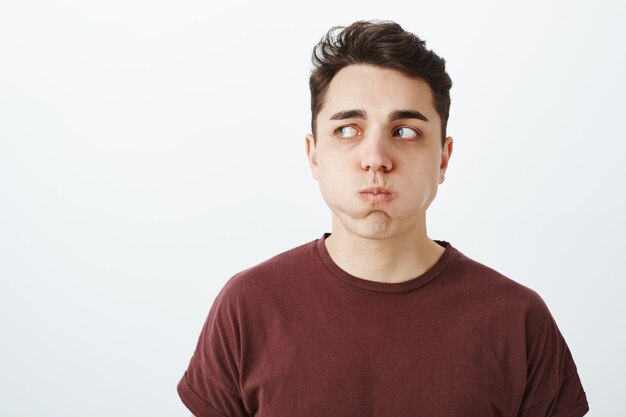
[335,125,360,139]
[393,127,421,139]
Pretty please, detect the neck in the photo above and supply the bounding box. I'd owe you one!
[324,215,444,284]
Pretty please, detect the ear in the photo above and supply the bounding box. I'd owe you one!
[305,133,319,181]
[439,136,453,184]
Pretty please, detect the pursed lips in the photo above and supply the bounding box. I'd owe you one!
[359,187,395,202]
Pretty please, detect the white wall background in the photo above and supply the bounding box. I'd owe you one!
[1,0,624,416]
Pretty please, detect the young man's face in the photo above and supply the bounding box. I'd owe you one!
[306,64,453,240]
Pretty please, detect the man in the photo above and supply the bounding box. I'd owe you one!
[177,20,589,417]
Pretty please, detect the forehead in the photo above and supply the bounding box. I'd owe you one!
[320,64,438,121]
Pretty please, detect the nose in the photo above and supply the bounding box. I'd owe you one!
[360,132,393,173]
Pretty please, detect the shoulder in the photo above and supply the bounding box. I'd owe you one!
[215,237,318,304]
[447,245,550,315]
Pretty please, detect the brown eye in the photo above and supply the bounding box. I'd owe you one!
[393,127,420,139]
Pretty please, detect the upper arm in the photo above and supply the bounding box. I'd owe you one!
[516,293,589,416]
[178,281,253,417]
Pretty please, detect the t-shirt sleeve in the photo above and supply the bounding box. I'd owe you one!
[177,282,252,417]
[516,291,589,417]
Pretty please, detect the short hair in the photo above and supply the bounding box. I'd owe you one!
[309,20,452,147]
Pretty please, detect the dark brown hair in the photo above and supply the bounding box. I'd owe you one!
[309,20,452,147]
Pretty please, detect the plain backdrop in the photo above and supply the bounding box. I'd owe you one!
[1,0,624,416]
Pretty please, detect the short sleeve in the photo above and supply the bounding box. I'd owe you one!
[177,282,252,417]
[516,292,589,417]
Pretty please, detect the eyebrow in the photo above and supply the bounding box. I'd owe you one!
[329,109,430,123]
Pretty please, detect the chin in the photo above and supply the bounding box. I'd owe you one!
[335,212,397,238]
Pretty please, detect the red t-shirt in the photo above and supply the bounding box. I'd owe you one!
[178,233,589,417]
